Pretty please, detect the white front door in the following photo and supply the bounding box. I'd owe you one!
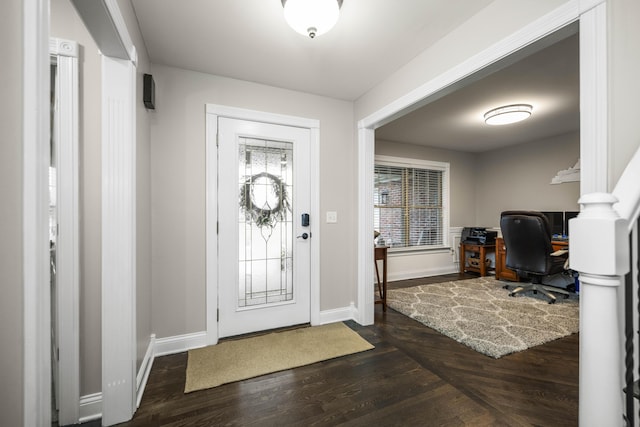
[218,117,311,338]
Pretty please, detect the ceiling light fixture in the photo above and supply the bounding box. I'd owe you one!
[282,0,343,39]
[484,104,533,125]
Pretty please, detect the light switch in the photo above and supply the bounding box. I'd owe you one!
[326,211,338,223]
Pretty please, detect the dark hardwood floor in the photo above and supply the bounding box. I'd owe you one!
[114,273,578,426]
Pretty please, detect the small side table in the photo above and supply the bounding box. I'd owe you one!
[374,246,389,311]
[459,242,495,277]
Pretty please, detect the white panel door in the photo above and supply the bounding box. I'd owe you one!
[218,117,311,338]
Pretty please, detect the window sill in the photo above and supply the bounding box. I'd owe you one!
[386,246,451,256]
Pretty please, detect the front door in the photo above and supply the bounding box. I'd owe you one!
[218,117,311,338]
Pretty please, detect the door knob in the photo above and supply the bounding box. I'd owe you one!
[297,233,309,240]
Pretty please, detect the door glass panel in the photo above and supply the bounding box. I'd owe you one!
[238,138,293,308]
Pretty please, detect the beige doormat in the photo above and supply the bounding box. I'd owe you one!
[387,277,579,359]
[184,322,374,393]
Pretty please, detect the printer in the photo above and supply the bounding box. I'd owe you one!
[461,227,497,245]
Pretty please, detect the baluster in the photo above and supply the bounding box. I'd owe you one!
[637,217,640,425]
[625,231,634,425]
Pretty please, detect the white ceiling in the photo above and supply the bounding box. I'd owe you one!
[130,0,579,152]
[376,33,579,152]
[130,0,493,100]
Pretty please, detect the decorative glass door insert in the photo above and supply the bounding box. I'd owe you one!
[238,138,294,308]
[217,115,311,339]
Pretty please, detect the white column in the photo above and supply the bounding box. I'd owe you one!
[357,126,375,325]
[101,55,137,426]
[571,193,629,426]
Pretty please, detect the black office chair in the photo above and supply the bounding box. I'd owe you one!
[500,211,570,304]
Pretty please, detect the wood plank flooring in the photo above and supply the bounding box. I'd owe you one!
[114,273,578,426]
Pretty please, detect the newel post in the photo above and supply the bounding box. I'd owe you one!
[570,193,629,426]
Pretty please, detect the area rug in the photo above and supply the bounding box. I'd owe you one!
[184,322,374,393]
[386,277,579,359]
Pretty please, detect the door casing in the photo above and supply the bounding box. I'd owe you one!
[205,104,321,345]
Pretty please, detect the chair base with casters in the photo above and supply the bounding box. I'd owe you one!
[502,275,570,304]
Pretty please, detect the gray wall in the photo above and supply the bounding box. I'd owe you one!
[149,64,355,338]
[375,139,477,227]
[609,0,640,185]
[0,0,24,424]
[476,132,580,227]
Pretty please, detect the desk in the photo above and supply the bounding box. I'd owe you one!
[459,242,495,277]
[495,237,568,281]
[374,246,388,311]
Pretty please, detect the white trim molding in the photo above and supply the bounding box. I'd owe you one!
[319,304,358,325]
[50,36,81,426]
[136,335,155,408]
[579,2,608,194]
[79,392,102,423]
[69,0,136,62]
[154,331,209,357]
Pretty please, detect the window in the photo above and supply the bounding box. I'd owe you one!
[374,156,449,249]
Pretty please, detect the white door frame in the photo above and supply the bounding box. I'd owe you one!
[50,36,80,426]
[205,104,321,345]
[356,0,609,325]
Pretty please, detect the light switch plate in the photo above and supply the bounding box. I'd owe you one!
[326,211,338,223]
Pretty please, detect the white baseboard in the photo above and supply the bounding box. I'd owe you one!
[79,392,102,423]
[154,331,208,357]
[319,303,357,324]
[136,334,156,408]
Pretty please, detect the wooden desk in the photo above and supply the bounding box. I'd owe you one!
[459,242,495,277]
[552,239,568,251]
[495,237,518,281]
[374,246,389,311]
[495,237,569,282]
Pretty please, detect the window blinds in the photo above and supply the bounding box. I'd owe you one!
[374,164,443,248]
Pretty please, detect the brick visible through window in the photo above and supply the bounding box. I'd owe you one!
[374,158,449,249]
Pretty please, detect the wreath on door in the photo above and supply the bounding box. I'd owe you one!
[239,172,290,229]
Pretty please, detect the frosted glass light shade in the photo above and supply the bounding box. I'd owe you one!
[484,104,533,125]
[282,0,341,38]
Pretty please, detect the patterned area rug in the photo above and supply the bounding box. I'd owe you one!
[386,277,579,358]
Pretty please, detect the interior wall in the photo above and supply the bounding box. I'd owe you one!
[116,0,153,373]
[149,64,355,339]
[0,0,24,424]
[475,131,580,227]
[354,0,570,121]
[51,0,103,397]
[609,0,640,186]
[375,139,477,227]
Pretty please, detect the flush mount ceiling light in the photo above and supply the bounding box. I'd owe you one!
[484,104,533,125]
[282,0,343,39]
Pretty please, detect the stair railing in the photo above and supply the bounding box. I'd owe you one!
[572,146,640,426]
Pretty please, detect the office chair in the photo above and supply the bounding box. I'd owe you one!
[500,211,570,304]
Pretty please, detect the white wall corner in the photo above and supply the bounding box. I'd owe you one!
[154,331,209,357]
[319,304,358,325]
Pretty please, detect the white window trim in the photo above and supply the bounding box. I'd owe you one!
[374,155,450,250]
